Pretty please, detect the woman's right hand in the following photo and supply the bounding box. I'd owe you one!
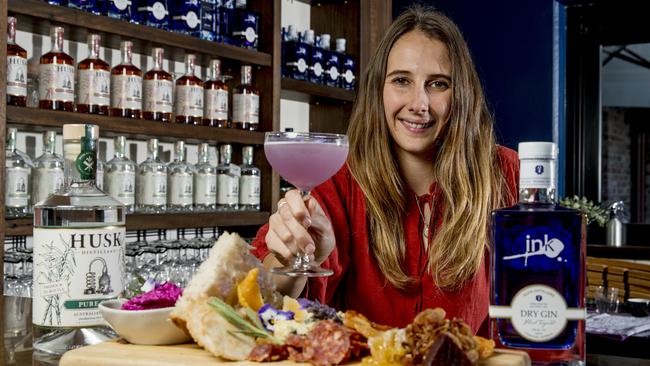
[265,189,335,266]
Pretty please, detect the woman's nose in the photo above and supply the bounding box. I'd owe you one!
[407,86,428,113]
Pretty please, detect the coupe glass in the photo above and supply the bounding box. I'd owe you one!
[264,131,349,277]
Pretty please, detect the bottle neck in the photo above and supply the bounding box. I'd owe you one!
[519,188,555,204]
[198,153,209,163]
[7,20,16,45]
[518,157,556,204]
[220,155,231,165]
[152,52,163,70]
[148,149,158,161]
[185,61,195,77]
[7,140,16,153]
[88,39,101,59]
[63,137,97,185]
[44,140,56,155]
[51,31,64,53]
[121,47,132,65]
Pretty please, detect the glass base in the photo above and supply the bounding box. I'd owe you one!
[271,265,333,277]
[33,326,116,355]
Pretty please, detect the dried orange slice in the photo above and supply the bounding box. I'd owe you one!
[237,268,264,311]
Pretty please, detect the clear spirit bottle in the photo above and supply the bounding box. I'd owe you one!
[216,144,240,211]
[77,34,110,115]
[203,59,230,128]
[239,145,260,211]
[104,136,137,213]
[193,143,217,212]
[32,124,126,355]
[167,141,194,212]
[175,54,204,125]
[6,16,28,107]
[143,47,173,122]
[490,142,586,365]
[136,138,167,213]
[96,155,105,191]
[232,65,259,131]
[39,26,75,112]
[5,128,31,218]
[111,41,142,119]
[32,131,65,207]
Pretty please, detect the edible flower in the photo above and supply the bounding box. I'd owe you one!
[258,303,295,332]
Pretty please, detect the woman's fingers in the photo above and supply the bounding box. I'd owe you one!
[284,190,312,228]
[265,226,294,262]
[277,198,315,254]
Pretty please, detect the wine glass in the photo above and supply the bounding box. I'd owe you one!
[264,131,349,277]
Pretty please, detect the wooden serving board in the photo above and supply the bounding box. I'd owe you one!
[60,341,531,366]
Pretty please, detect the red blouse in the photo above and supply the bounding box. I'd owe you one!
[252,146,519,334]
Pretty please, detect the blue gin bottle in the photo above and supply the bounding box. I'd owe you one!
[46,0,68,5]
[68,0,104,15]
[171,0,201,37]
[231,0,259,49]
[217,0,235,44]
[284,28,309,81]
[321,34,340,88]
[137,0,170,29]
[200,0,216,41]
[308,31,325,84]
[339,39,355,90]
[490,142,586,365]
[106,0,134,21]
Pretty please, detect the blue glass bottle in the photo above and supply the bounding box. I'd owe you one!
[309,32,325,85]
[106,0,134,21]
[231,0,259,50]
[46,0,68,5]
[321,34,339,88]
[491,142,586,365]
[283,27,309,81]
[280,25,293,78]
[217,0,235,44]
[338,38,355,90]
[171,0,202,38]
[137,0,170,29]
[68,0,104,15]
[200,0,216,41]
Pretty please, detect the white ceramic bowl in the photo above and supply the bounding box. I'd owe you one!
[99,299,192,345]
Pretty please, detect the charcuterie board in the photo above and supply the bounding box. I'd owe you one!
[60,340,531,366]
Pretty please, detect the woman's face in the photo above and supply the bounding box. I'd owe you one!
[383,30,452,159]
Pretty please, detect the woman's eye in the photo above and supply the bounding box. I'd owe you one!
[392,77,409,85]
[429,80,449,89]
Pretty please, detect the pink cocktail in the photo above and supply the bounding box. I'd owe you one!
[264,131,349,277]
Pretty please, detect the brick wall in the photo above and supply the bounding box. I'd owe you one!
[602,107,632,217]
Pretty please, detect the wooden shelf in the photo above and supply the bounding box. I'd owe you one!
[9,0,272,67]
[5,211,269,236]
[281,78,355,103]
[6,106,265,145]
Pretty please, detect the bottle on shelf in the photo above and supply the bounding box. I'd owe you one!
[232,65,259,131]
[143,47,173,122]
[216,144,239,211]
[490,142,586,364]
[104,136,137,213]
[194,143,217,212]
[31,131,65,208]
[203,59,230,128]
[305,29,324,85]
[338,38,355,90]
[175,54,204,125]
[322,34,340,88]
[217,0,236,45]
[46,0,68,5]
[5,128,31,218]
[232,0,259,50]
[96,149,105,191]
[68,0,103,15]
[239,146,260,211]
[137,0,170,29]
[167,140,194,212]
[111,40,142,119]
[283,27,309,81]
[106,0,136,21]
[32,124,126,355]
[200,0,217,41]
[6,16,28,107]
[77,34,111,115]
[171,0,201,38]
[39,26,75,112]
[137,138,167,213]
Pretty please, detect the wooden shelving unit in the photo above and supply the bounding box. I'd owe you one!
[281,78,355,103]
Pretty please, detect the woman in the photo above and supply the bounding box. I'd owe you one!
[252,6,519,334]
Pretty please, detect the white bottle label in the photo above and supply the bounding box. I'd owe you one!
[5,167,29,207]
[233,93,259,124]
[32,167,64,205]
[175,85,204,117]
[194,172,217,205]
[152,2,167,20]
[520,160,553,189]
[185,11,200,29]
[138,172,166,205]
[204,88,228,120]
[168,174,193,205]
[111,74,142,110]
[113,0,129,11]
[217,174,239,205]
[78,69,111,107]
[312,62,323,77]
[33,227,125,327]
[7,55,28,97]
[39,63,75,102]
[344,69,355,83]
[239,175,260,205]
[106,170,136,206]
[297,58,307,73]
[143,79,173,113]
[329,66,339,81]
[245,27,257,43]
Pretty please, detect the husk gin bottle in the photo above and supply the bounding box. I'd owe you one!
[77,34,111,115]
[175,54,204,125]
[216,144,239,211]
[32,131,65,207]
[32,124,126,355]
[39,26,75,112]
[490,142,586,365]
[203,59,230,128]
[239,146,260,211]
[232,65,259,131]
[7,16,28,107]
[104,136,137,213]
[5,128,32,218]
[194,143,217,211]
[110,41,142,119]
[136,138,167,213]
[167,141,194,212]
[143,47,173,122]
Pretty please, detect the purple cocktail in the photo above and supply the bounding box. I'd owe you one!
[264,132,349,277]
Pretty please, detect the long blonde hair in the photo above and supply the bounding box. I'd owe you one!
[347,6,510,291]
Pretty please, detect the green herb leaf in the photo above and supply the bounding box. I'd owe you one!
[208,298,282,344]
[559,195,608,227]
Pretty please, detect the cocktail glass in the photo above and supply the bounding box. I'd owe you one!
[264,131,349,277]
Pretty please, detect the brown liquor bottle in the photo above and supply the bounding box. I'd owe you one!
[175,54,204,125]
[232,65,259,131]
[143,47,173,122]
[111,41,142,119]
[39,26,75,111]
[76,34,110,115]
[203,59,230,128]
[6,17,27,107]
